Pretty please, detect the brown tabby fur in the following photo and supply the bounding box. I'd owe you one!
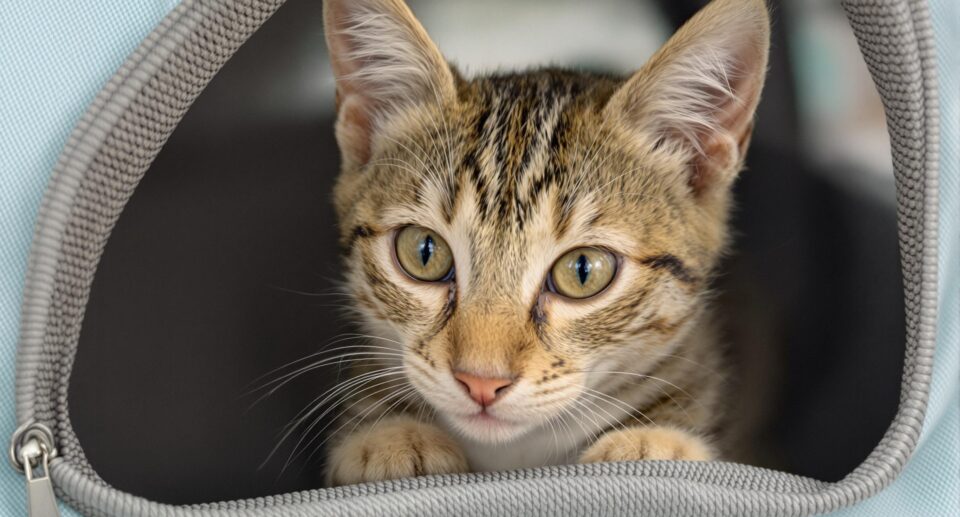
[319,0,769,486]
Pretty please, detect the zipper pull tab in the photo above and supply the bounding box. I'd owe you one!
[9,422,61,517]
[20,439,60,517]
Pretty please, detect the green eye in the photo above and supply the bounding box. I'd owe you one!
[549,247,617,299]
[395,226,454,282]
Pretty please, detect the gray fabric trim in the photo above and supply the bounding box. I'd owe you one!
[13,0,940,515]
[13,0,192,427]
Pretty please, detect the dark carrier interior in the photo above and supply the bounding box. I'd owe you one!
[68,0,904,503]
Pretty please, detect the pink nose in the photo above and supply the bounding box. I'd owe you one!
[453,372,513,407]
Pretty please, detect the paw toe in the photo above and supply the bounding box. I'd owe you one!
[327,419,467,486]
[580,427,713,463]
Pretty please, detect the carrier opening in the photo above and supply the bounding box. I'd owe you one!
[66,0,904,504]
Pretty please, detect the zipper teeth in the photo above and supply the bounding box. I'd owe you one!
[11,0,188,426]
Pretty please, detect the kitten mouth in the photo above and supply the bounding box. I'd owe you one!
[458,409,522,431]
[466,410,505,424]
[446,409,536,443]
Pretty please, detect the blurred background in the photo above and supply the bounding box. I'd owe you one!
[68,0,904,504]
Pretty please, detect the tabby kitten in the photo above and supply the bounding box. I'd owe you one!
[321,0,769,486]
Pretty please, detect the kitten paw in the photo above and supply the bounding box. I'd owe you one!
[579,426,713,463]
[326,417,468,486]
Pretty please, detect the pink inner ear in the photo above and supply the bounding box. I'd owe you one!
[690,132,739,194]
[716,61,765,145]
[688,48,767,195]
[336,94,374,167]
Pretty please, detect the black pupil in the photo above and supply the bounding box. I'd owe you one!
[575,254,591,285]
[419,235,435,266]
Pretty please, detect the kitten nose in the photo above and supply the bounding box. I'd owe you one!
[453,372,513,407]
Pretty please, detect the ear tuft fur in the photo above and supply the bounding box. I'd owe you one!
[605,0,770,195]
[324,0,455,169]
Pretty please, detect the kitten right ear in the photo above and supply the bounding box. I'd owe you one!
[605,0,769,196]
[324,0,455,169]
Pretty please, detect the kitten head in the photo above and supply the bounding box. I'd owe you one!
[324,0,769,443]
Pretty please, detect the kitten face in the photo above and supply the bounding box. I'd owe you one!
[335,77,713,442]
[324,0,769,444]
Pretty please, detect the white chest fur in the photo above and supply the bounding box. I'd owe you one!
[449,420,581,472]
[437,396,635,472]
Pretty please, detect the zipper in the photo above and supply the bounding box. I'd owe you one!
[9,422,61,517]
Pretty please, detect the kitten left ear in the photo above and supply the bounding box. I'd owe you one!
[324,0,456,170]
[605,0,770,195]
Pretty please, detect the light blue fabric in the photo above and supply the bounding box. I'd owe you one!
[0,1,956,516]
[831,0,960,515]
[0,2,180,515]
